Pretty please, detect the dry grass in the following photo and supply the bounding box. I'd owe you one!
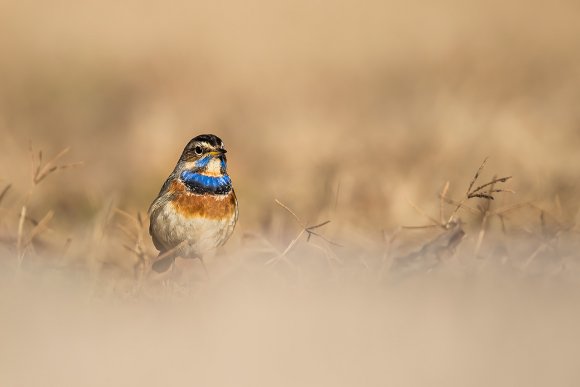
[1,0,580,385]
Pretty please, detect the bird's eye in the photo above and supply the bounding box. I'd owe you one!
[194,146,203,155]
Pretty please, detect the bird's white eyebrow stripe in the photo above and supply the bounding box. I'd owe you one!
[198,141,224,149]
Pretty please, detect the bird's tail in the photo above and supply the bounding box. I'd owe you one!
[151,252,177,273]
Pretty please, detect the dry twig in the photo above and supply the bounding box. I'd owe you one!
[266,199,340,266]
[447,157,513,224]
[0,184,11,207]
[30,145,83,185]
[274,199,340,246]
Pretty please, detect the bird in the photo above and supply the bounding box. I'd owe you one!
[148,134,238,273]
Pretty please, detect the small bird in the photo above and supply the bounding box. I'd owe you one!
[148,134,238,273]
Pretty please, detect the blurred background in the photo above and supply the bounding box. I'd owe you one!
[2,1,580,386]
[1,0,579,237]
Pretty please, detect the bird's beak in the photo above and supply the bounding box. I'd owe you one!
[208,149,227,156]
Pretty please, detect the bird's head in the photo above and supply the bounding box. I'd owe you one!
[179,134,228,176]
[177,134,232,195]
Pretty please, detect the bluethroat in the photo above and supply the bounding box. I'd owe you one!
[148,134,238,273]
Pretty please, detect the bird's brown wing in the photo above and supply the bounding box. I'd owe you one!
[148,186,177,252]
[149,225,165,253]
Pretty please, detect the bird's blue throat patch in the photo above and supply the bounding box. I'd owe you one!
[194,156,212,169]
[194,155,228,174]
[180,170,232,195]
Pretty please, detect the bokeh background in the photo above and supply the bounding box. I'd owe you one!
[2,0,580,233]
[2,1,580,386]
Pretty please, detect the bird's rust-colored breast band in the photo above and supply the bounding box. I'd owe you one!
[169,180,237,220]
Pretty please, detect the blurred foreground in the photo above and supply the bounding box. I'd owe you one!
[2,261,580,387]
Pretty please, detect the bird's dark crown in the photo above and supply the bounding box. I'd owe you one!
[191,134,223,147]
[181,134,226,161]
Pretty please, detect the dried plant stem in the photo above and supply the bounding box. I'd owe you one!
[267,199,339,266]
[406,199,443,228]
[29,144,83,186]
[274,199,302,225]
[24,210,54,247]
[274,198,340,246]
[0,184,11,207]
[272,229,306,262]
[379,227,401,278]
[522,243,547,270]
[468,177,512,198]
[439,195,480,215]
[440,181,450,225]
[466,157,489,195]
[447,158,513,224]
[473,212,489,258]
[16,205,27,265]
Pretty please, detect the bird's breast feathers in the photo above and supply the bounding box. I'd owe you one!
[168,179,237,220]
[149,178,238,255]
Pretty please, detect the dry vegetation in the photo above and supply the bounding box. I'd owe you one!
[1,0,580,386]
